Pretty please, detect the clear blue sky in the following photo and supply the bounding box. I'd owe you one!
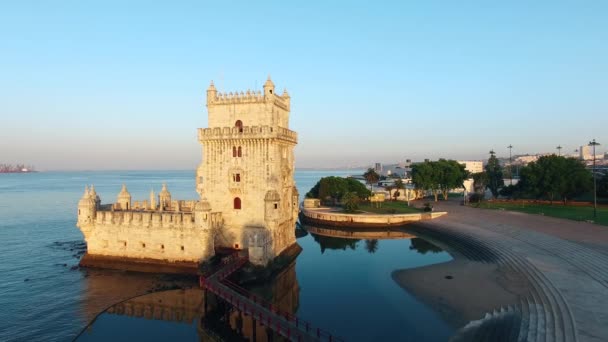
[1,1,606,170]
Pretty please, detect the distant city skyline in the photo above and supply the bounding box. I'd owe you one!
[1,1,606,170]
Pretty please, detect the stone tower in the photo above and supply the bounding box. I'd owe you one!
[116,184,132,210]
[159,183,172,210]
[77,186,96,231]
[197,76,298,264]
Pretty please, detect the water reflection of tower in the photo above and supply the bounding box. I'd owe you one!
[200,259,300,341]
[78,258,299,341]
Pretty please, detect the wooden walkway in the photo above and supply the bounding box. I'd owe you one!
[200,254,342,342]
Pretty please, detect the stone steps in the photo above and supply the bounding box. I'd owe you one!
[488,226,608,289]
[419,223,578,341]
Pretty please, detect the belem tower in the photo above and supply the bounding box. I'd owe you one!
[76,77,299,270]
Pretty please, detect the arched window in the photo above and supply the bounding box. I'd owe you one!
[233,197,241,210]
[232,146,237,157]
[237,146,242,157]
[235,120,243,133]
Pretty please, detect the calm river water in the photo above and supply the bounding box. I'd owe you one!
[0,170,453,341]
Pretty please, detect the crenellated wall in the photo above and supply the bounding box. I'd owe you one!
[198,125,297,144]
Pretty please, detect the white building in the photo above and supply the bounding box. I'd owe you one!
[458,160,483,174]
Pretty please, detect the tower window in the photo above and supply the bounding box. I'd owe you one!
[233,173,241,182]
[237,146,242,157]
[269,90,272,94]
[234,197,241,210]
[274,203,278,209]
[232,146,237,157]
[235,120,243,133]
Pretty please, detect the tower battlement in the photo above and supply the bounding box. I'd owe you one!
[205,76,291,128]
[198,125,297,143]
[207,90,290,109]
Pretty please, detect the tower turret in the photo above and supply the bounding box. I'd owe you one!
[116,184,132,210]
[78,186,97,227]
[193,198,212,229]
[159,183,172,210]
[89,184,101,208]
[149,189,156,210]
[263,75,275,98]
[206,81,217,105]
[264,190,281,223]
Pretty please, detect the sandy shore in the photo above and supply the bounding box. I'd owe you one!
[392,257,529,328]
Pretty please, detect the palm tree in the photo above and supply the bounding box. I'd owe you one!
[393,179,404,201]
[363,168,380,192]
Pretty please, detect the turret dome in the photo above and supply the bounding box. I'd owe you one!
[117,184,131,200]
[264,190,281,202]
[195,198,212,211]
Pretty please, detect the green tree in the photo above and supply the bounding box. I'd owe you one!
[472,172,488,195]
[363,168,380,192]
[598,173,608,198]
[436,159,468,200]
[306,176,371,203]
[393,179,405,201]
[485,152,504,198]
[412,161,440,201]
[345,177,372,199]
[342,192,360,212]
[384,183,395,201]
[518,155,592,204]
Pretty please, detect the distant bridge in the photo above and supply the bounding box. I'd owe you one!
[199,253,342,341]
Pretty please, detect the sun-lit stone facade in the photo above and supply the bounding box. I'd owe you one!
[76,77,298,269]
[196,76,299,265]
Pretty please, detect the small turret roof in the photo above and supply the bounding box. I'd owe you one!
[264,75,274,88]
[159,183,171,196]
[207,80,216,91]
[195,198,212,211]
[117,184,131,199]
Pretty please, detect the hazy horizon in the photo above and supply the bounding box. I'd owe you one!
[1,1,606,170]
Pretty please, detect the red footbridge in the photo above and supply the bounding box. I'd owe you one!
[199,253,343,341]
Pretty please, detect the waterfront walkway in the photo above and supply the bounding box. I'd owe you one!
[199,253,341,342]
[414,200,608,342]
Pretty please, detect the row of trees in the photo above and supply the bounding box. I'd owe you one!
[499,155,593,204]
[411,159,469,201]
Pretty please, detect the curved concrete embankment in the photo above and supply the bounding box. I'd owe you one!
[300,206,447,228]
[395,200,608,342]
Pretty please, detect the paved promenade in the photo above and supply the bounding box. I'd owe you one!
[415,200,608,342]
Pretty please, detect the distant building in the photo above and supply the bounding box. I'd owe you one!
[579,145,594,160]
[514,155,540,165]
[374,162,382,173]
[458,160,483,174]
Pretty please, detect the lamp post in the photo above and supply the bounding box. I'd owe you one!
[589,139,600,219]
[508,145,513,185]
[556,145,562,156]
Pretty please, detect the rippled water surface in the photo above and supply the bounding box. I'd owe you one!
[0,170,453,341]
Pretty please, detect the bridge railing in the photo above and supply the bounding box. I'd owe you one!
[199,253,343,341]
[222,278,343,341]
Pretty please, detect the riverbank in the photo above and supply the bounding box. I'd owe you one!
[300,205,447,228]
[392,199,608,341]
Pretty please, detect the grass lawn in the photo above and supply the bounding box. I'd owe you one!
[357,201,422,214]
[474,201,608,226]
